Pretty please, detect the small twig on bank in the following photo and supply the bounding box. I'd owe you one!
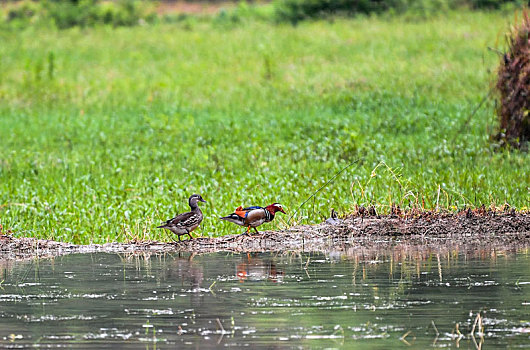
[455,323,464,341]
[487,46,504,56]
[216,318,225,333]
[209,281,217,296]
[431,320,440,336]
[437,254,442,282]
[470,312,484,338]
[400,330,413,346]
[470,312,485,350]
[436,184,441,212]
[471,313,479,336]
[216,318,226,345]
[431,320,440,346]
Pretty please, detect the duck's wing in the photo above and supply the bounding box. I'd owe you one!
[235,206,263,218]
[243,207,268,224]
[158,212,196,228]
[219,213,245,225]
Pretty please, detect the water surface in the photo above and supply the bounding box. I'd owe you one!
[0,249,528,348]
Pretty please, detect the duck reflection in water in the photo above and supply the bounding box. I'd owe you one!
[167,252,204,292]
[236,253,283,283]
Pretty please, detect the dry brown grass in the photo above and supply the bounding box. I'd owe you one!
[495,8,530,148]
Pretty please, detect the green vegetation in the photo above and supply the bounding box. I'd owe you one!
[274,0,527,23]
[2,0,526,29]
[0,10,528,244]
[1,0,155,29]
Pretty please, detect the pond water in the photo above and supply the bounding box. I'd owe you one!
[0,249,528,349]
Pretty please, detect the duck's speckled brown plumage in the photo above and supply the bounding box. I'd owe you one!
[158,194,206,241]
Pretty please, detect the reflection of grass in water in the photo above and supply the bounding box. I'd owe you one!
[281,250,527,347]
[0,11,528,243]
[0,251,527,347]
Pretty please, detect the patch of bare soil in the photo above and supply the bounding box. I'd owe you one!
[1,212,528,260]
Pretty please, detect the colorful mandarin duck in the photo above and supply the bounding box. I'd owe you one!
[157,194,206,241]
[220,203,286,234]
[236,253,284,283]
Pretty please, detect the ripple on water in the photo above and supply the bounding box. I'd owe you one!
[0,251,527,348]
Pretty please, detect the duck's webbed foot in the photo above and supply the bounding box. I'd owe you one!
[240,226,252,236]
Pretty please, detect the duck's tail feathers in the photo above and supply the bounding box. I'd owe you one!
[220,214,245,225]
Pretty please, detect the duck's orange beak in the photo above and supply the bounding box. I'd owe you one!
[279,208,286,214]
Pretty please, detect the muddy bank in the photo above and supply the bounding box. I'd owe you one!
[1,212,529,259]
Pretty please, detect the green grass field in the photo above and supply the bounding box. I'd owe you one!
[0,11,528,243]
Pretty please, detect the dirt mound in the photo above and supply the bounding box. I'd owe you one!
[0,212,528,260]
